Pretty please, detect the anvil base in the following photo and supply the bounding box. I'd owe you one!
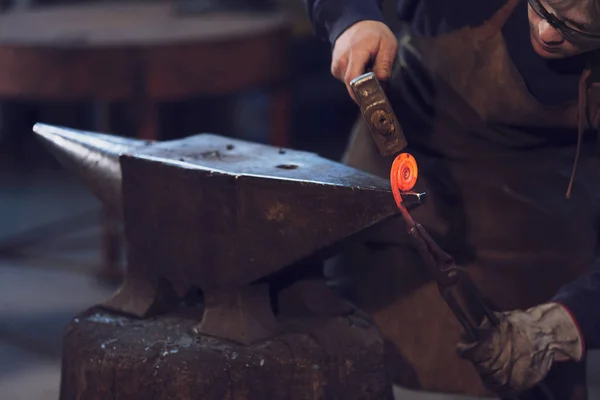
[59,306,393,400]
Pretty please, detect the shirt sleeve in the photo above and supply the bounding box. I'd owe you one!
[551,257,600,350]
[304,0,386,45]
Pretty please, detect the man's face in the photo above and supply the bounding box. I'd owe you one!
[527,0,600,59]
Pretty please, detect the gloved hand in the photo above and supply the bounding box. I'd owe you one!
[457,302,584,397]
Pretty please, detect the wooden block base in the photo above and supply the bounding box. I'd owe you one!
[59,306,393,400]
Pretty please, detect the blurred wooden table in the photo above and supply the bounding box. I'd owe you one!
[0,2,291,142]
[0,2,291,281]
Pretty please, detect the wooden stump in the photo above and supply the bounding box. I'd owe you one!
[59,306,393,400]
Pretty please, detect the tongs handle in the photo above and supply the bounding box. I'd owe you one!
[405,217,553,400]
[406,221,499,340]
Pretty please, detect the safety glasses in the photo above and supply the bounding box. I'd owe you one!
[528,0,600,44]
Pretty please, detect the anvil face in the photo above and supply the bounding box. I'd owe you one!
[121,134,399,292]
[130,134,390,189]
[132,135,389,188]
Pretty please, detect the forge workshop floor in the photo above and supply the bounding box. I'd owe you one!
[1,168,600,400]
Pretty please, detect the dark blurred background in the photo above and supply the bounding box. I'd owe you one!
[0,0,350,169]
[0,0,404,171]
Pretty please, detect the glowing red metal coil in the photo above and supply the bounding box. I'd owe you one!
[390,153,418,208]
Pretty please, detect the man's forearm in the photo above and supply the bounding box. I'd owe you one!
[304,0,386,44]
[551,257,600,350]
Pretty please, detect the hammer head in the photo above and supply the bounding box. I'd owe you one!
[350,72,408,156]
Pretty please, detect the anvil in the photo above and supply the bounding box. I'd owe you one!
[33,123,425,345]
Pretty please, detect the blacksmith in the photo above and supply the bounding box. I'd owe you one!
[304,0,600,397]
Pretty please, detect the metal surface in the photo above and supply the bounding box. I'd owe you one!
[33,123,426,345]
[196,283,281,344]
[33,123,151,219]
[350,72,408,156]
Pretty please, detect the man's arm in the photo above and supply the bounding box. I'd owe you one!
[304,0,386,45]
[551,256,600,350]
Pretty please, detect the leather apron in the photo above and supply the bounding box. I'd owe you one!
[327,0,600,398]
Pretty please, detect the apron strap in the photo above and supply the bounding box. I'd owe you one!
[566,54,600,198]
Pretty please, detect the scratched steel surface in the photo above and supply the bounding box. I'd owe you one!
[132,132,393,190]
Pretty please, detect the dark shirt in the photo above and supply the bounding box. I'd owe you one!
[305,0,600,350]
[553,261,600,349]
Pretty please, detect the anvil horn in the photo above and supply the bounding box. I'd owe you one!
[32,123,150,218]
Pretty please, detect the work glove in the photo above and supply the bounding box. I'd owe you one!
[456,302,584,397]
